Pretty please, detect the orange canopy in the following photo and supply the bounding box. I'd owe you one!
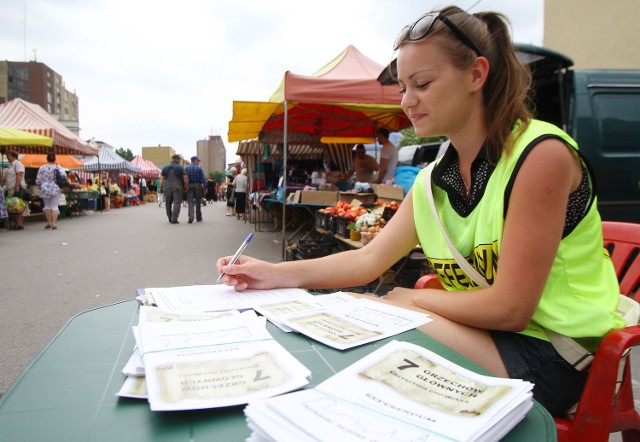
[20,154,85,169]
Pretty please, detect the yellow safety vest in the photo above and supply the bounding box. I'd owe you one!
[412,120,623,349]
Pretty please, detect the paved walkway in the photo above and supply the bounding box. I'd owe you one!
[0,200,281,394]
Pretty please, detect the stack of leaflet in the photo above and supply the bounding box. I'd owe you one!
[117,306,311,411]
[245,340,534,442]
[253,293,431,349]
[136,285,432,351]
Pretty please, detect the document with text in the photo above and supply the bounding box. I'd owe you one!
[245,340,533,441]
[256,296,431,350]
[141,285,316,313]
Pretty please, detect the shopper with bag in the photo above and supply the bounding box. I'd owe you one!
[3,150,28,230]
[216,6,624,416]
[36,153,67,229]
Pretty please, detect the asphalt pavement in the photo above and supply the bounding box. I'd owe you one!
[0,199,282,395]
[1,199,638,441]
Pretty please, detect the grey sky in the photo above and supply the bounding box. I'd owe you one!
[0,0,543,162]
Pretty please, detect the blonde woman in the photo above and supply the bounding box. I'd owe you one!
[217,6,622,415]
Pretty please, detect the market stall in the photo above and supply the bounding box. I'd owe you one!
[130,155,161,203]
[130,156,160,177]
[73,142,141,210]
[228,45,412,258]
[0,128,54,225]
[0,98,97,155]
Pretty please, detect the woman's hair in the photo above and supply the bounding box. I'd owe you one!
[400,6,532,156]
[241,168,248,175]
[7,150,19,159]
[47,153,56,163]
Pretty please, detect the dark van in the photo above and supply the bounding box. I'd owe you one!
[516,44,640,222]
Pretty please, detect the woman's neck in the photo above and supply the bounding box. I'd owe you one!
[449,110,487,168]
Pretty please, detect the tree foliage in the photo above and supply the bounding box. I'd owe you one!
[209,171,226,184]
[115,147,134,161]
[397,127,445,148]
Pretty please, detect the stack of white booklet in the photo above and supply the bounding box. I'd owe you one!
[117,306,311,411]
[136,285,431,350]
[245,340,534,442]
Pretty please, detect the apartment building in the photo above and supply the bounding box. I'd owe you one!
[196,135,226,178]
[0,60,80,134]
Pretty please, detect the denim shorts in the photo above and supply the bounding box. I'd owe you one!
[489,330,589,416]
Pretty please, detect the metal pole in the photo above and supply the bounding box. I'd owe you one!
[281,102,288,260]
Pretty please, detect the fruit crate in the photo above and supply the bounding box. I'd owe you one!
[335,216,349,238]
[382,206,398,221]
[327,214,337,234]
[297,238,335,259]
[314,211,329,230]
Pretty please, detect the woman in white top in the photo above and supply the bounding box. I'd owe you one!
[4,150,28,230]
[232,168,248,221]
[36,153,67,229]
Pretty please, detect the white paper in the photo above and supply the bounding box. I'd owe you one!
[116,375,148,399]
[121,346,144,377]
[253,292,356,332]
[137,315,311,411]
[270,297,431,350]
[142,285,315,313]
[138,305,241,323]
[246,340,533,442]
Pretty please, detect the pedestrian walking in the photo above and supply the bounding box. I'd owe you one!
[225,167,237,216]
[159,154,188,224]
[185,156,206,223]
[233,168,248,221]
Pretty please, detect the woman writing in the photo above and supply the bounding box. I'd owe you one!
[216,6,622,415]
[36,153,67,229]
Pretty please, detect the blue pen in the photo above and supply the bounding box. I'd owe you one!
[217,233,254,283]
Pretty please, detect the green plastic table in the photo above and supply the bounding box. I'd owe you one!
[0,300,557,441]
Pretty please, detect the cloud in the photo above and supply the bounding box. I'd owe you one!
[1,0,543,162]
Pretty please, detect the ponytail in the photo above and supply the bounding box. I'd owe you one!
[474,11,532,156]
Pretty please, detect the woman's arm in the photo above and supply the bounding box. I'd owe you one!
[217,190,420,291]
[387,138,582,331]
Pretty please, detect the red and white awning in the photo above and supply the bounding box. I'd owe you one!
[0,98,97,155]
[131,155,161,178]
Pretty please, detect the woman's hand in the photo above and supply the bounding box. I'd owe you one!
[384,287,419,306]
[216,255,279,291]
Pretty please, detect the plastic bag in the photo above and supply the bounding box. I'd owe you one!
[7,196,26,214]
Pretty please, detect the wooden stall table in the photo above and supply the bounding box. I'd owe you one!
[0,299,557,441]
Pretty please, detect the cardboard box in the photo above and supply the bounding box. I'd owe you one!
[287,190,301,203]
[338,192,377,205]
[300,190,338,205]
[371,183,405,201]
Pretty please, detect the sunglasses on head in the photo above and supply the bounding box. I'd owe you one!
[394,12,482,56]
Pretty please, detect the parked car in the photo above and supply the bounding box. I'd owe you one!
[397,141,444,167]
[516,43,640,223]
